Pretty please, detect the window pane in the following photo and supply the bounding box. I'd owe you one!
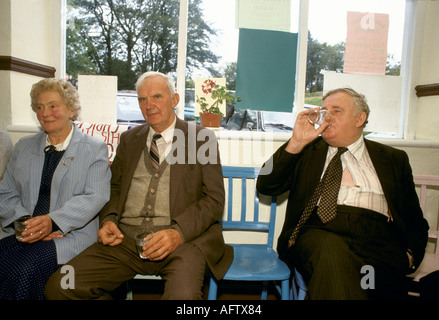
[66,0,219,126]
[306,0,406,136]
[191,0,300,132]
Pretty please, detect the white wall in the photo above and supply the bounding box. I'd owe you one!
[0,0,64,130]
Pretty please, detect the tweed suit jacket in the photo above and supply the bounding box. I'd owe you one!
[0,125,111,264]
[257,137,429,270]
[99,117,233,280]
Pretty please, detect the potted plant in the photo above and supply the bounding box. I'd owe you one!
[196,79,236,128]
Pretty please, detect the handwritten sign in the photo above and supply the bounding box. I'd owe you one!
[74,121,132,165]
[343,12,389,75]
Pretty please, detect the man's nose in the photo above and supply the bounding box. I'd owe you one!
[324,112,331,122]
[141,99,154,110]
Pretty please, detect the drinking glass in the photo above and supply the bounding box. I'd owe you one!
[134,230,154,259]
[14,215,32,241]
[308,109,328,125]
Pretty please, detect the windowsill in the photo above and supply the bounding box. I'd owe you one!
[7,123,439,148]
[215,129,291,142]
[369,138,439,148]
[7,124,41,133]
[214,129,439,148]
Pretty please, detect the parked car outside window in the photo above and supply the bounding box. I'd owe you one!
[117,91,294,133]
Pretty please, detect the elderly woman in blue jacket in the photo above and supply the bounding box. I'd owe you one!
[0,78,111,299]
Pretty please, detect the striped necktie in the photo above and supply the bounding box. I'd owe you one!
[149,133,162,170]
[288,147,348,248]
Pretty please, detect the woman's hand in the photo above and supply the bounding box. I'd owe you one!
[42,231,65,241]
[20,215,54,243]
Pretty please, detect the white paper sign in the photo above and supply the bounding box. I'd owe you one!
[74,121,132,164]
[236,0,291,32]
[78,75,118,124]
[323,71,402,135]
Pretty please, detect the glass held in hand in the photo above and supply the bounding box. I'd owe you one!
[134,230,154,259]
[14,215,32,241]
[308,109,328,125]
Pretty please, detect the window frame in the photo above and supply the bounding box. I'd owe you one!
[62,0,416,139]
[175,0,415,139]
[296,0,414,140]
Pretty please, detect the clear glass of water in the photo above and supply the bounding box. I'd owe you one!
[14,215,32,241]
[134,230,154,259]
[308,109,328,125]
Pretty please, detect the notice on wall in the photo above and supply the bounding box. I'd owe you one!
[235,0,291,32]
[323,71,401,135]
[78,75,118,124]
[343,11,389,75]
[74,121,131,164]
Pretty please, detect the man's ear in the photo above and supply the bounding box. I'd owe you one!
[356,112,367,128]
[172,93,180,108]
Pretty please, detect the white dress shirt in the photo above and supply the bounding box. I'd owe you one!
[146,117,177,164]
[323,136,389,217]
[45,123,74,151]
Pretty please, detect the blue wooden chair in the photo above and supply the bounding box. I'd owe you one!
[207,166,291,300]
[291,268,308,300]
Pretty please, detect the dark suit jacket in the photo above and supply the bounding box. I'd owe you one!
[99,118,233,280]
[257,137,429,270]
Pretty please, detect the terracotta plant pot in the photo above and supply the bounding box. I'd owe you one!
[200,113,222,127]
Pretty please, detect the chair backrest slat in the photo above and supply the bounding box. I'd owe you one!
[222,166,277,247]
[241,176,247,223]
[227,176,234,222]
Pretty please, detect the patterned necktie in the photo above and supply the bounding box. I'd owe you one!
[288,147,348,248]
[149,133,162,170]
[33,145,65,216]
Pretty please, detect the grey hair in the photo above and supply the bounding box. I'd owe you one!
[135,71,176,98]
[30,78,81,121]
[323,87,370,127]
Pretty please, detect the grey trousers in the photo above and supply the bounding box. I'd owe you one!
[286,205,410,300]
[45,235,206,300]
